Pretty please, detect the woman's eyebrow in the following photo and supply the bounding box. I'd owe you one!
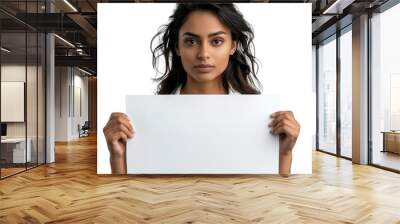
[208,31,226,37]
[183,31,227,38]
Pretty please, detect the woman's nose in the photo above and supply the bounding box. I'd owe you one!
[197,43,211,60]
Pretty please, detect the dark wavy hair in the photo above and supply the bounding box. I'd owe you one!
[151,3,262,94]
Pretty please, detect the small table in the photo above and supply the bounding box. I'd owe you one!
[1,138,31,164]
[381,131,400,154]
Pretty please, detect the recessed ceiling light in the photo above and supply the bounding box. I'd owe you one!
[63,0,78,12]
[1,47,11,53]
[78,67,93,76]
[54,34,75,48]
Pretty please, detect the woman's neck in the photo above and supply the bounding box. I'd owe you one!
[180,77,227,95]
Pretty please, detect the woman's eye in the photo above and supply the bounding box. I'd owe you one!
[212,39,224,46]
[184,39,197,46]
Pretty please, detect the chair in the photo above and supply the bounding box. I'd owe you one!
[79,121,90,138]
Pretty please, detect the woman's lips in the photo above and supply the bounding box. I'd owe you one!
[194,64,215,73]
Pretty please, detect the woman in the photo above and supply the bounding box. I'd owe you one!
[103,3,300,176]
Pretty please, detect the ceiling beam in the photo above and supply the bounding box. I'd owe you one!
[55,55,96,70]
[322,0,356,14]
[67,13,97,40]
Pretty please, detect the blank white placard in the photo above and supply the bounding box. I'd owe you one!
[126,95,280,174]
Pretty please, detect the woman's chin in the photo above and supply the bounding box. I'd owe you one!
[191,73,220,82]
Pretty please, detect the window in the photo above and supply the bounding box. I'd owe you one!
[339,28,352,158]
[371,2,400,171]
[318,36,337,155]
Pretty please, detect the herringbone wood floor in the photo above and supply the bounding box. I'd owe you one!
[1,134,400,223]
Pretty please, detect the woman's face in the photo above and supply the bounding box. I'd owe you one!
[176,10,236,84]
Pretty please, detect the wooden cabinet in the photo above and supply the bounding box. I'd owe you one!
[382,132,400,154]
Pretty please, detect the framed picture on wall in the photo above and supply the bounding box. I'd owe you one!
[1,81,25,122]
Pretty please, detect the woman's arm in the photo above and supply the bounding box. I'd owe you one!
[103,112,134,174]
[279,150,293,177]
[110,151,127,174]
[269,111,300,176]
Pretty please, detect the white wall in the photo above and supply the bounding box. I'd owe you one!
[73,73,89,137]
[55,66,89,141]
[55,66,69,141]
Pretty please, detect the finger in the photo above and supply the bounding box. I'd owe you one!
[106,113,130,126]
[110,122,134,138]
[270,110,293,118]
[104,121,134,141]
[272,126,295,138]
[271,111,287,117]
[110,113,130,123]
[110,112,129,119]
[270,117,297,132]
[271,123,297,137]
[269,114,294,128]
[110,113,132,125]
[105,128,128,143]
[276,119,300,136]
[104,119,133,137]
[110,116,134,133]
[112,132,128,142]
[270,114,299,133]
[110,113,123,122]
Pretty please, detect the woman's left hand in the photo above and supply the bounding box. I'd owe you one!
[269,111,300,155]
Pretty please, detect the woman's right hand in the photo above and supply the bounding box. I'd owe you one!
[103,112,134,174]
